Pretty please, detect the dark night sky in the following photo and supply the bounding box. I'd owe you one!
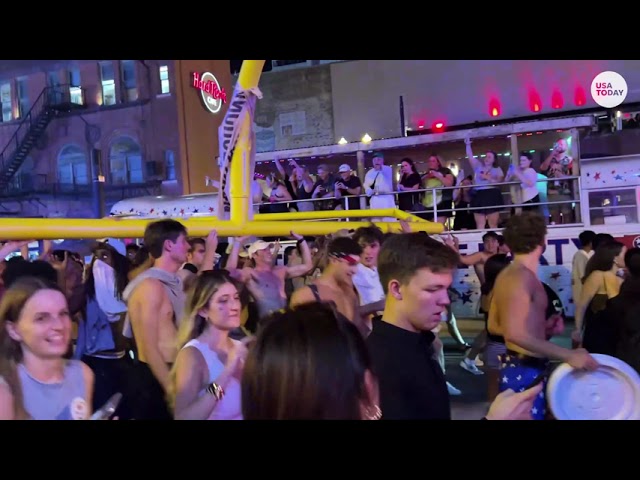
[230,60,272,75]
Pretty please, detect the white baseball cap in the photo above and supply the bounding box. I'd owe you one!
[338,164,352,173]
[247,240,274,258]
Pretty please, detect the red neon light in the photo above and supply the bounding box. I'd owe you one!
[192,72,227,104]
[417,120,425,129]
[528,89,542,113]
[574,86,586,106]
[489,98,501,117]
[551,89,564,109]
[432,121,445,132]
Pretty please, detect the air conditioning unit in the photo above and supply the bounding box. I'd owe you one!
[146,161,162,178]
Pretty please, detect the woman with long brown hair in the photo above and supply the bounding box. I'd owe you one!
[0,277,94,420]
[168,270,247,420]
[242,302,380,420]
[573,240,626,355]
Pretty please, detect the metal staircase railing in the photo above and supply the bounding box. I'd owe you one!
[0,83,86,186]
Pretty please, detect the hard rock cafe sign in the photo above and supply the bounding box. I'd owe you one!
[192,72,227,114]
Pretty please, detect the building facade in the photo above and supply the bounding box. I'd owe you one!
[2,59,639,218]
[0,59,233,218]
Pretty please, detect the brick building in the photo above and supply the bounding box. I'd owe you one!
[0,60,187,218]
[0,59,343,219]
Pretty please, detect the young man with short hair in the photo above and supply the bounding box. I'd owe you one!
[367,232,461,419]
[489,213,599,420]
[290,236,370,336]
[351,226,386,323]
[123,219,192,419]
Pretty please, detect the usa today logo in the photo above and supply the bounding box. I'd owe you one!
[591,71,628,108]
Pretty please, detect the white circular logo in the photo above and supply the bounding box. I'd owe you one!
[633,236,640,249]
[70,397,89,420]
[200,72,224,114]
[591,71,628,108]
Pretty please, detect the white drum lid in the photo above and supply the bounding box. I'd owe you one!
[547,354,640,420]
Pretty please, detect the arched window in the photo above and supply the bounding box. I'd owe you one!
[109,136,143,185]
[57,145,88,185]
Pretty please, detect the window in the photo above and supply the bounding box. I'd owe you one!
[588,188,638,225]
[100,62,116,106]
[165,150,176,180]
[121,60,138,102]
[279,111,306,136]
[109,137,143,185]
[16,78,29,118]
[159,65,170,94]
[47,71,62,105]
[1,83,13,122]
[57,145,89,185]
[68,68,83,105]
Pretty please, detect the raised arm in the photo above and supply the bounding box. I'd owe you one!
[285,233,313,278]
[464,137,483,171]
[225,236,252,282]
[458,251,489,266]
[200,230,219,272]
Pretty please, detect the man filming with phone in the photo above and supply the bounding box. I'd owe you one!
[539,138,574,224]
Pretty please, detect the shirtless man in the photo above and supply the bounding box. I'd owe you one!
[290,236,376,337]
[457,231,501,284]
[489,212,598,420]
[123,219,192,420]
[226,232,313,322]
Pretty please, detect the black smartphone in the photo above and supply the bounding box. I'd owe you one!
[525,364,553,390]
[90,392,122,420]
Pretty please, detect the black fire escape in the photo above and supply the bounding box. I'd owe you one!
[0,84,86,196]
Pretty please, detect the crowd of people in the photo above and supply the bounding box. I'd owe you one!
[0,209,636,420]
[255,137,577,229]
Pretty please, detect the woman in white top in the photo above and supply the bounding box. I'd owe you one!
[169,270,248,420]
[505,151,540,212]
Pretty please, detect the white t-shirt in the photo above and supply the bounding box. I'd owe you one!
[353,263,385,307]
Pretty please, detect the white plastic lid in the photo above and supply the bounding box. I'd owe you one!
[547,354,640,420]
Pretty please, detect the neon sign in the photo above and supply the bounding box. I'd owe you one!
[192,72,227,114]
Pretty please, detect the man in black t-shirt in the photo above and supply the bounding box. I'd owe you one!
[367,233,460,419]
[311,164,336,211]
[334,164,363,211]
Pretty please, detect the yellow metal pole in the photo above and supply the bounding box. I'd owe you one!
[253,208,427,223]
[229,60,265,226]
[0,218,443,240]
[190,208,429,223]
[249,209,411,221]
